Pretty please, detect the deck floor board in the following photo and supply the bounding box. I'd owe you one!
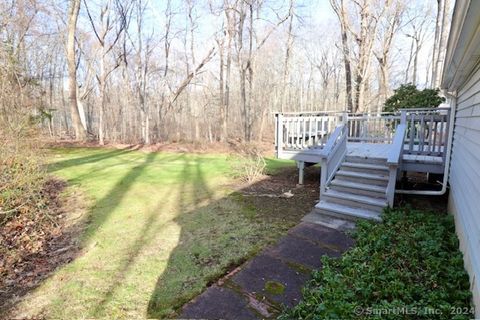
[281,142,445,168]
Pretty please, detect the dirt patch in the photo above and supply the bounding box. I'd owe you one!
[395,172,448,212]
[236,166,320,223]
[0,179,88,316]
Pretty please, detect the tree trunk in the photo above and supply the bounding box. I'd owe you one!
[434,0,450,88]
[431,0,443,88]
[330,0,354,112]
[66,0,87,141]
[99,47,106,145]
[218,38,227,142]
[280,0,294,112]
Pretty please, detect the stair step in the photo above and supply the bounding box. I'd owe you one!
[330,179,387,198]
[335,170,389,186]
[323,189,387,212]
[345,156,387,165]
[341,162,389,174]
[315,200,382,221]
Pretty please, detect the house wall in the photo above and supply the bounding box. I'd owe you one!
[448,63,480,316]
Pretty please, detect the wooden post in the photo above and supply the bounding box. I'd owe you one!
[400,110,407,124]
[276,113,283,158]
[342,112,348,141]
[387,165,397,207]
[320,158,327,197]
[442,108,451,164]
[297,161,305,185]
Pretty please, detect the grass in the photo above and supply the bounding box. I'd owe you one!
[11,147,299,319]
[281,207,474,320]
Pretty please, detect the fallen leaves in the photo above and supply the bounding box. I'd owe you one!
[0,178,81,315]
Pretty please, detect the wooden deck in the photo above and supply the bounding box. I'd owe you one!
[274,109,451,209]
[284,142,444,171]
[347,142,390,158]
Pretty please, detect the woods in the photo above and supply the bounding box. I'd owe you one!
[0,0,452,145]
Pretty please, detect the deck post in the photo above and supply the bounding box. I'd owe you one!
[276,113,284,158]
[297,161,305,185]
[319,158,327,197]
[400,110,407,124]
[387,165,397,207]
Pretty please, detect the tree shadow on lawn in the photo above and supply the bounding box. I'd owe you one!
[1,148,169,317]
[49,147,136,173]
[90,153,211,317]
[145,164,320,318]
[2,150,319,319]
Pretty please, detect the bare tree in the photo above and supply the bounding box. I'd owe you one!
[431,0,451,88]
[405,11,431,86]
[280,0,295,113]
[374,1,404,108]
[67,0,87,140]
[84,0,130,145]
[330,0,354,112]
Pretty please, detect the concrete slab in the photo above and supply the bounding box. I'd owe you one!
[302,210,356,232]
[180,285,259,320]
[289,222,355,252]
[268,234,340,269]
[232,253,310,308]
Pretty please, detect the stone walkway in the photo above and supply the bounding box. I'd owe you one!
[180,222,354,319]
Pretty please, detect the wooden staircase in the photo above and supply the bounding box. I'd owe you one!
[314,155,390,222]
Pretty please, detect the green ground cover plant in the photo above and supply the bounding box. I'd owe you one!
[281,207,473,320]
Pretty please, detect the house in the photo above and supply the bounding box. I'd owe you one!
[442,0,480,314]
[273,1,479,315]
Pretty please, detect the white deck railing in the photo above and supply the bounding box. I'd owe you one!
[275,108,451,161]
[274,112,343,154]
[403,108,451,160]
[347,112,401,143]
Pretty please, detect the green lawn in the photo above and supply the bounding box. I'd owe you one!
[13,147,301,319]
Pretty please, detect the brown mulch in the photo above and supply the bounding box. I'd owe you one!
[0,179,87,315]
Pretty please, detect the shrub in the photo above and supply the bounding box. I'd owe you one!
[0,45,60,291]
[281,207,474,320]
[383,84,445,113]
[231,143,267,183]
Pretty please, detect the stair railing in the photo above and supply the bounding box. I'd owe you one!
[319,124,348,197]
[386,117,407,207]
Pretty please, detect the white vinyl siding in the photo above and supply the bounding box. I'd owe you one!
[448,63,480,315]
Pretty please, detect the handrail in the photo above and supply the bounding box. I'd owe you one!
[319,125,345,158]
[319,124,348,196]
[273,110,341,116]
[387,124,407,165]
[386,123,407,207]
[399,107,449,112]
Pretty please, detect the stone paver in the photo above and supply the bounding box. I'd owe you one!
[268,234,340,269]
[232,253,309,307]
[181,286,258,320]
[289,222,355,251]
[179,222,354,319]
